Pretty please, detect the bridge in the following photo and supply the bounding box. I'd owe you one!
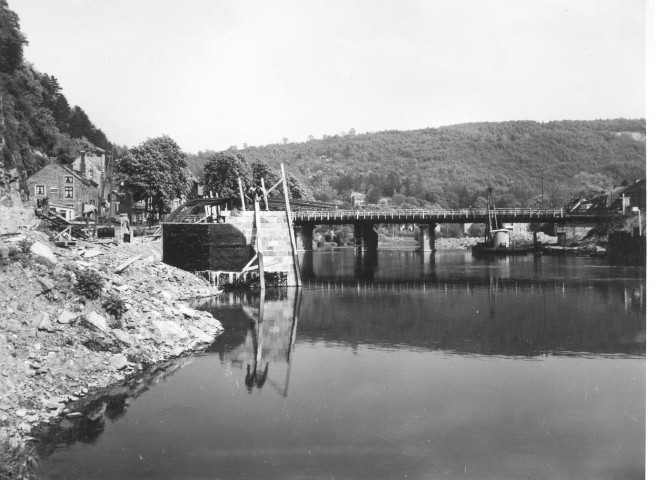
[166,197,626,253]
[290,207,623,252]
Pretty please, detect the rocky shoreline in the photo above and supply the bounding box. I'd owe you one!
[0,231,222,478]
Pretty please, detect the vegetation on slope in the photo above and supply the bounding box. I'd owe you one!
[0,0,111,188]
[188,119,646,209]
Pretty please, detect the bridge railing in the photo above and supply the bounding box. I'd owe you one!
[291,207,573,221]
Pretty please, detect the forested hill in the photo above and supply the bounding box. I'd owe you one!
[0,0,111,188]
[188,119,646,209]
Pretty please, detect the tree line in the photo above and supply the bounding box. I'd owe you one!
[187,119,645,210]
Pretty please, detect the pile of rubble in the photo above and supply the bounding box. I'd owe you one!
[0,230,223,472]
[435,236,483,249]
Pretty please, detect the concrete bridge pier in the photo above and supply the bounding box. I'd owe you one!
[354,223,378,252]
[418,223,436,251]
[295,224,314,251]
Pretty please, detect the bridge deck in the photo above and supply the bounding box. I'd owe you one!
[291,208,621,224]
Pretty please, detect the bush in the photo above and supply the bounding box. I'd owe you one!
[467,223,485,237]
[0,438,40,480]
[102,293,127,320]
[32,255,56,270]
[18,237,34,254]
[75,269,105,299]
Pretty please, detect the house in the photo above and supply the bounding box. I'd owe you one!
[611,179,646,212]
[71,148,106,186]
[351,192,365,208]
[189,178,204,199]
[569,179,646,214]
[503,223,529,234]
[26,161,100,219]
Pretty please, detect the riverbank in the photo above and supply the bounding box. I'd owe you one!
[0,231,222,478]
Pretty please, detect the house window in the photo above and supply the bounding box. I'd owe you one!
[64,186,74,198]
[64,176,74,183]
[35,185,45,196]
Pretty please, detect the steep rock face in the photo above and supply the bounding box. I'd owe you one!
[0,188,34,234]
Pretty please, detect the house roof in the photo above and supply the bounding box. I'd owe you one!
[28,161,99,188]
[61,165,99,187]
[571,180,645,213]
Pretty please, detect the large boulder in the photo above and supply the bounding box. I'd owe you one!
[152,320,189,342]
[30,242,58,264]
[176,304,200,319]
[112,328,132,345]
[186,324,214,344]
[57,310,78,324]
[109,353,128,370]
[38,313,55,332]
[83,311,108,332]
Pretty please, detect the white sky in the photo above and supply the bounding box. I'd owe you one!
[10,0,646,153]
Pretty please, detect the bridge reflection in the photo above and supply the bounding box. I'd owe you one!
[32,272,645,452]
[300,249,645,288]
[193,264,644,398]
[198,290,300,397]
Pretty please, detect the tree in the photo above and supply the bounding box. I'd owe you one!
[286,172,313,200]
[0,0,28,74]
[365,185,382,204]
[202,151,252,198]
[572,172,614,199]
[114,135,191,221]
[252,159,282,196]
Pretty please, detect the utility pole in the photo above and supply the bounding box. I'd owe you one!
[107,147,114,223]
[541,166,544,208]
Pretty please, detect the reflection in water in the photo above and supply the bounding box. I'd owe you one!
[33,356,193,456]
[35,252,646,480]
[195,288,300,397]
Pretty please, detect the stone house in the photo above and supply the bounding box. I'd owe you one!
[70,148,106,186]
[26,161,100,219]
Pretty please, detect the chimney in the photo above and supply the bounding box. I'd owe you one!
[80,150,86,177]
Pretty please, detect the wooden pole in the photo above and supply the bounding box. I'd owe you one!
[253,196,266,291]
[238,177,246,211]
[281,164,302,287]
[282,287,301,397]
[261,178,269,211]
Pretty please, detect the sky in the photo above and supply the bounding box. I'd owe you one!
[9,0,647,153]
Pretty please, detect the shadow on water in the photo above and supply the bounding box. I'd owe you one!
[33,356,194,457]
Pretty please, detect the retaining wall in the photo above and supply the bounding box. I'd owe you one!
[162,210,297,286]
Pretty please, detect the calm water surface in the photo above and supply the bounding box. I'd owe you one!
[38,250,646,480]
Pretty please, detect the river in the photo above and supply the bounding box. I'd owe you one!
[37,249,646,479]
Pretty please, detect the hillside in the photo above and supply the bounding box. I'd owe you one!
[188,119,646,209]
[0,0,111,189]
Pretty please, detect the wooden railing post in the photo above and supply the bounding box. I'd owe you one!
[280,164,302,288]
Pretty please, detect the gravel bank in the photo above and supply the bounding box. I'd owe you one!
[0,231,222,477]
